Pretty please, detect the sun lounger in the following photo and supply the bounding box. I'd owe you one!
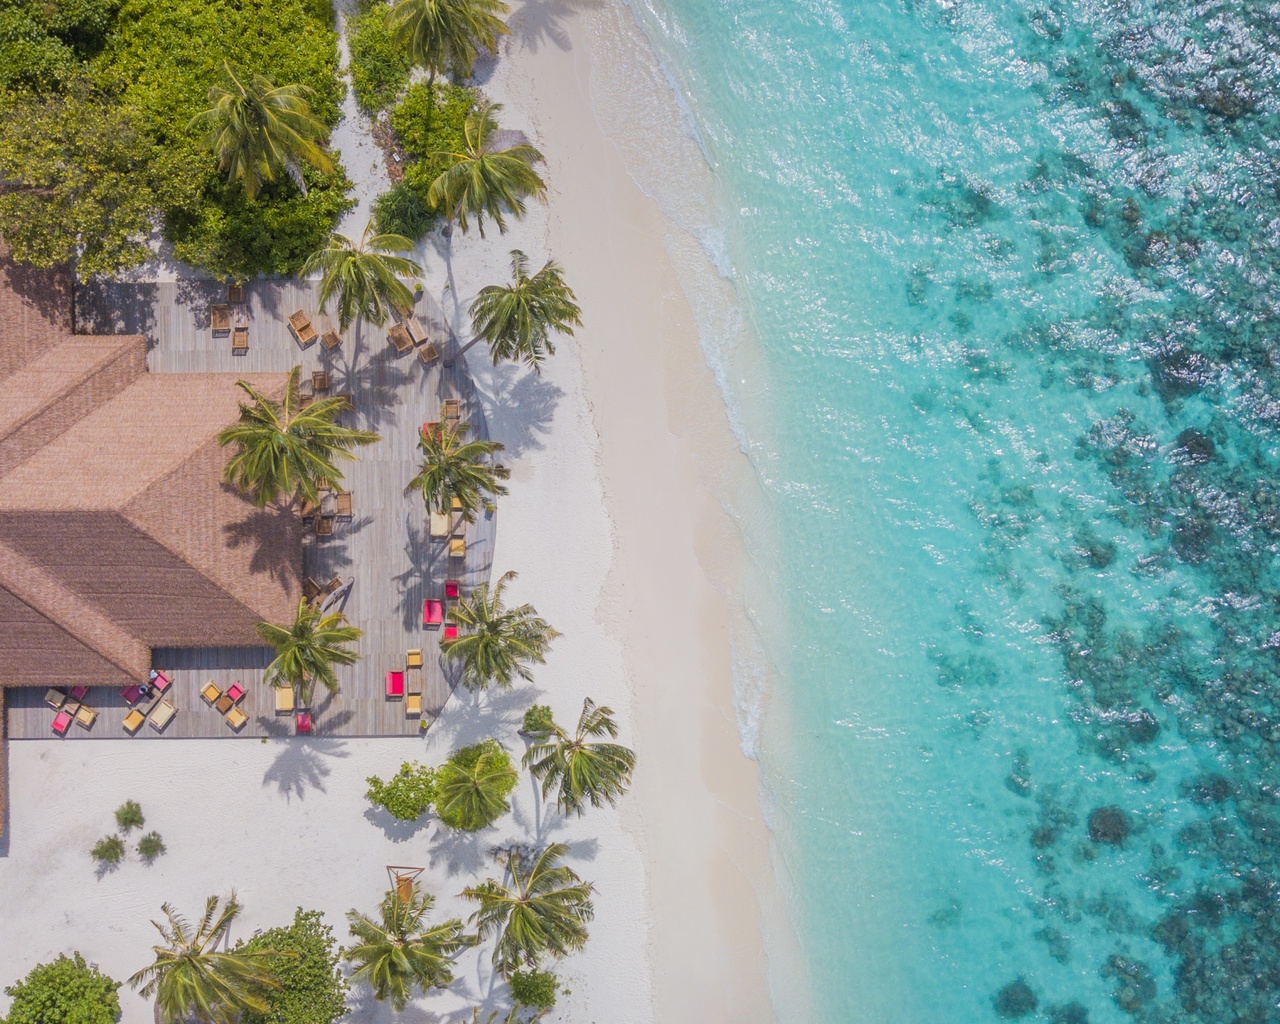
[44,687,66,708]
[75,705,98,729]
[429,510,451,538]
[385,671,404,699]
[232,325,248,354]
[312,370,330,392]
[295,711,312,734]
[214,694,234,714]
[417,341,440,365]
[442,623,459,642]
[274,686,295,713]
[449,536,466,558]
[302,576,321,602]
[120,684,142,704]
[334,491,353,518]
[407,667,424,694]
[442,399,461,428]
[68,684,88,701]
[405,693,423,717]
[227,283,244,304]
[407,648,423,668]
[123,708,145,733]
[226,706,249,731]
[227,682,245,703]
[406,315,428,344]
[149,699,177,731]
[52,710,72,735]
[151,671,172,693]
[421,421,440,440]
[451,495,463,512]
[289,310,318,346]
[388,323,413,352]
[423,600,443,628]
[200,681,221,705]
[211,304,231,334]
[444,579,460,599]
[321,329,341,350]
[315,516,335,537]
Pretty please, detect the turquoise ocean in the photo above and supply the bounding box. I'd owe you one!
[618,1,1280,1022]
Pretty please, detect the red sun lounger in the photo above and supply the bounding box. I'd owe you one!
[442,624,459,641]
[295,712,313,734]
[423,599,443,628]
[68,685,88,702]
[120,684,142,704]
[444,579,460,600]
[52,710,72,735]
[386,671,405,698]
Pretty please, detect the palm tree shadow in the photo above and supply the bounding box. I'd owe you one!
[261,737,350,799]
[427,823,492,878]
[394,516,454,631]
[507,0,604,53]
[471,362,562,458]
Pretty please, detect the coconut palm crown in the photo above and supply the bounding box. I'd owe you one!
[258,599,362,706]
[461,843,594,977]
[217,366,380,507]
[467,249,582,371]
[128,893,283,1024]
[408,421,509,523]
[427,101,546,237]
[386,0,510,82]
[344,885,474,1012]
[441,570,559,691]
[302,221,423,332]
[523,698,637,816]
[189,63,333,199]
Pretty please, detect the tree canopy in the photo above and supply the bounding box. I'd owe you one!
[237,909,348,1024]
[1,953,120,1024]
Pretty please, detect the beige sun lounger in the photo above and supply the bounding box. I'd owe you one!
[226,706,249,731]
[288,310,318,346]
[211,304,231,334]
[449,536,466,558]
[149,699,177,731]
[75,705,98,729]
[388,323,413,353]
[232,325,248,354]
[44,687,66,708]
[429,510,451,538]
[274,686,295,713]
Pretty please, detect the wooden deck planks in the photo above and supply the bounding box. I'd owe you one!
[6,278,492,742]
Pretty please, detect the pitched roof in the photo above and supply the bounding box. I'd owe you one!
[0,257,301,688]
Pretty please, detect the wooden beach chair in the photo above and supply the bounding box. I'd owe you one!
[312,370,330,393]
[442,399,461,429]
[214,694,234,714]
[211,304,231,334]
[321,329,341,350]
[226,706,248,731]
[44,687,66,708]
[406,315,428,344]
[231,325,248,354]
[417,341,440,365]
[406,667,424,695]
[75,704,98,729]
[315,516,335,537]
[149,699,177,731]
[200,680,221,705]
[429,510,451,538]
[302,576,322,602]
[288,310,318,346]
[388,323,413,353]
[227,283,244,304]
[334,491,353,518]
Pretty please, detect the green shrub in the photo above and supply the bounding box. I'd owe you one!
[1,953,120,1024]
[521,704,555,737]
[509,968,558,1009]
[90,834,125,866]
[137,831,166,863]
[348,1,410,114]
[366,761,437,821]
[114,799,144,832]
[372,181,438,240]
[389,81,476,210]
[434,739,518,831]
[237,909,348,1024]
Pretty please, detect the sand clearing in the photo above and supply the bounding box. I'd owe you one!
[0,3,776,1022]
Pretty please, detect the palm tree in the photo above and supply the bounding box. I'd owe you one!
[189,63,333,199]
[217,366,380,507]
[302,221,423,332]
[385,0,510,82]
[408,421,509,523]
[442,570,559,691]
[436,741,519,830]
[344,885,474,1012]
[523,699,637,816]
[464,249,582,371]
[461,844,594,977]
[427,101,546,237]
[128,893,283,1024]
[258,599,362,706]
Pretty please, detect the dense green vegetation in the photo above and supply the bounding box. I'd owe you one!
[347,0,410,114]
[381,81,475,238]
[0,0,350,279]
[509,968,558,1010]
[365,761,438,820]
[91,834,126,866]
[237,910,348,1024]
[1,954,121,1024]
[435,739,519,831]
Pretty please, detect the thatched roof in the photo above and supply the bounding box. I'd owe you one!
[0,258,301,690]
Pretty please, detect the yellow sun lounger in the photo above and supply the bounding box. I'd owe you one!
[405,693,423,717]
[274,686,295,714]
[123,709,145,734]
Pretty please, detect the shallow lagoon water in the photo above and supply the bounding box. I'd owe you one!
[621,1,1280,1021]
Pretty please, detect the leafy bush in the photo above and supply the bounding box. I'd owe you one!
[137,831,166,863]
[389,81,476,212]
[90,835,125,866]
[1,953,120,1024]
[366,761,437,821]
[434,740,518,831]
[372,181,438,240]
[509,968,558,1009]
[237,909,348,1024]
[114,799,144,832]
[521,704,555,737]
[348,1,409,114]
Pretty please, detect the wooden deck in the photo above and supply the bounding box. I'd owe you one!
[6,277,495,741]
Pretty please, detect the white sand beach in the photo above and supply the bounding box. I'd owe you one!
[0,3,779,1022]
